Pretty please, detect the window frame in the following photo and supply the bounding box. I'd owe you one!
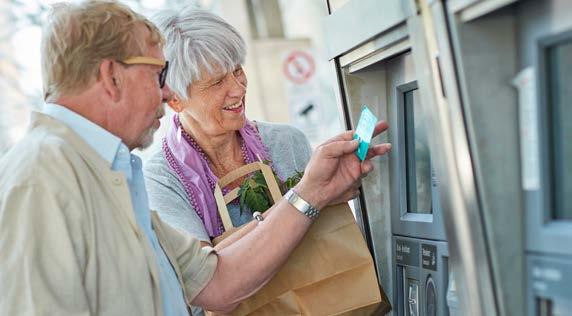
[526,29,572,256]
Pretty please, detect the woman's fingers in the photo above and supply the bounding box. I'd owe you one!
[372,121,389,138]
[322,120,389,145]
[322,130,354,145]
[360,160,374,176]
[365,143,392,160]
[318,139,359,158]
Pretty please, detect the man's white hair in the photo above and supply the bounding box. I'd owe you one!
[153,8,246,100]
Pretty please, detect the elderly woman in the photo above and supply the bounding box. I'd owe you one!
[144,9,312,247]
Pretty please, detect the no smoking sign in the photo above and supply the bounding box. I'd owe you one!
[283,50,316,85]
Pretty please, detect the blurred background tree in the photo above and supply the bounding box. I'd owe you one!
[0,0,342,156]
[0,0,198,153]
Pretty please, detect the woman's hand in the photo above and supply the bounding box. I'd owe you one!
[294,121,391,209]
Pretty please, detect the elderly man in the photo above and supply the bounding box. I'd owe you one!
[0,1,390,315]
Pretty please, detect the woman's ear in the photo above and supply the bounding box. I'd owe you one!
[167,95,184,112]
[99,59,121,102]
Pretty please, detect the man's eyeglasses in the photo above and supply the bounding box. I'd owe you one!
[121,56,169,88]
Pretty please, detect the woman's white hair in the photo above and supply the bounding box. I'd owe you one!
[153,7,246,100]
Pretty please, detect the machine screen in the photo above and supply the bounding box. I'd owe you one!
[548,38,572,220]
[404,88,433,214]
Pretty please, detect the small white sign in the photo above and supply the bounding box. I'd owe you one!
[512,67,540,191]
[282,49,320,143]
[283,50,316,85]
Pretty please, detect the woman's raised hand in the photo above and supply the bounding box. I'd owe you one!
[294,121,391,209]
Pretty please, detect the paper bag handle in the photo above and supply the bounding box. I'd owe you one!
[214,162,283,230]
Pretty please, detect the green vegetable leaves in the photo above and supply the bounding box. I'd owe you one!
[237,174,270,214]
[282,170,304,192]
[237,166,304,215]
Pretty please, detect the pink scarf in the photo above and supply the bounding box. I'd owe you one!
[162,114,272,237]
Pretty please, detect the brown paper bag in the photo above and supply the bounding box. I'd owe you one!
[208,162,391,315]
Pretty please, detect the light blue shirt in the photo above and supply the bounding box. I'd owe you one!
[43,103,189,316]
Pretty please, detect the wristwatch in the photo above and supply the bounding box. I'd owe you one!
[284,189,320,220]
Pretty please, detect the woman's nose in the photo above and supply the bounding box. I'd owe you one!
[228,73,247,96]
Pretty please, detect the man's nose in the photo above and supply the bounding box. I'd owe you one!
[161,84,174,103]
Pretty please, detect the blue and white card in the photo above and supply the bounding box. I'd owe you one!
[353,106,377,161]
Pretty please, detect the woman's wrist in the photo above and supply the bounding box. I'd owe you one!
[292,181,328,211]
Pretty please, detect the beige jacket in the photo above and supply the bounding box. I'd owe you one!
[0,113,217,316]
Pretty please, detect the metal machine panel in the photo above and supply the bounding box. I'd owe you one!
[438,4,522,315]
[334,20,453,316]
[322,0,409,60]
[326,0,352,13]
[394,237,449,316]
[338,53,394,305]
[447,0,518,19]
[437,0,572,315]
[408,1,501,315]
[520,3,572,310]
[527,255,572,316]
[519,0,572,257]
[386,53,446,241]
[326,1,571,315]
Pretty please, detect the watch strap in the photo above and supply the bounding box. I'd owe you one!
[284,189,319,220]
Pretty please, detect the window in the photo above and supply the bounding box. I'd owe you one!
[546,35,572,220]
[404,88,433,214]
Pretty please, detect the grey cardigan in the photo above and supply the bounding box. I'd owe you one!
[143,121,312,243]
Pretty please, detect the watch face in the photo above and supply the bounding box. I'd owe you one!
[293,197,308,212]
[290,193,299,203]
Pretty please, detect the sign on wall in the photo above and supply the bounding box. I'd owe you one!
[282,49,320,143]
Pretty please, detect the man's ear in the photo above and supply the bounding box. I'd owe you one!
[99,59,121,102]
[167,95,184,112]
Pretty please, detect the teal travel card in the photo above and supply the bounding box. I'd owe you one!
[353,106,377,161]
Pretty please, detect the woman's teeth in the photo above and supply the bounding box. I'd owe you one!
[223,102,242,110]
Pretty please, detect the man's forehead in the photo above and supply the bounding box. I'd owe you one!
[146,44,165,59]
[134,24,164,57]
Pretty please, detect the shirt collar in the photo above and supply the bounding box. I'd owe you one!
[42,103,122,166]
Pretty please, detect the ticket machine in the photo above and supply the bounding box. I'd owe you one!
[323,1,453,315]
[434,0,572,315]
[323,0,572,315]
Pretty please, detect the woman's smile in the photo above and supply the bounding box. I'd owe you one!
[222,99,245,114]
